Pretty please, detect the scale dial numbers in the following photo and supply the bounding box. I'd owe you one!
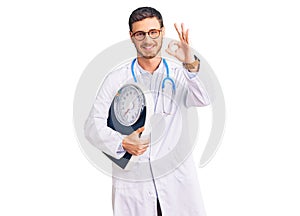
[114,85,145,126]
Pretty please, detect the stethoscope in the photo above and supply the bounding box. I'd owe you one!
[131,58,176,114]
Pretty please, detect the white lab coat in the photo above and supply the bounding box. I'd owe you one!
[85,58,210,216]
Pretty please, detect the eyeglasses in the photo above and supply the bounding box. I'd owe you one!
[131,29,162,41]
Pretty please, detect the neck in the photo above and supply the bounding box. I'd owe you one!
[137,56,162,74]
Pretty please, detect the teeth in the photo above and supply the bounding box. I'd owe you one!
[144,46,153,50]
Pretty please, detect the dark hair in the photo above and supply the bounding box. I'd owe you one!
[129,7,164,32]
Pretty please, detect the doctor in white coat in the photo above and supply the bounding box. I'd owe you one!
[84,7,210,216]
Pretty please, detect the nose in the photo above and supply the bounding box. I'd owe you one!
[143,33,152,42]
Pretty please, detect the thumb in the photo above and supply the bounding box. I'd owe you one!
[166,40,179,57]
[165,48,175,57]
[136,126,145,134]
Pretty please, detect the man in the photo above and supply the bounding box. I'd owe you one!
[85,6,210,216]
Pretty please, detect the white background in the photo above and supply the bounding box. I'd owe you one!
[1,0,300,215]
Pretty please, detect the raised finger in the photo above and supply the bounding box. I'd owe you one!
[185,28,190,44]
[181,23,186,40]
[181,23,190,44]
[174,23,183,41]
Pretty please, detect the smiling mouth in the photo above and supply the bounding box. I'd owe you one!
[142,45,155,50]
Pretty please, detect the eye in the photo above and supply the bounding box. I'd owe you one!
[149,29,160,38]
[134,31,145,37]
[149,30,159,35]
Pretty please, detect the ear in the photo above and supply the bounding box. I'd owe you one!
[129,31,135,43]
[161,27,166,36]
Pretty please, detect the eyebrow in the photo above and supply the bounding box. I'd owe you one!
[131,27,161,33]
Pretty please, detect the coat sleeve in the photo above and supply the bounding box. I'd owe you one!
[181,65,211,108]
[84,72,126,159]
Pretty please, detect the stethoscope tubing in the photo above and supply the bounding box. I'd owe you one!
[131,58,176,91]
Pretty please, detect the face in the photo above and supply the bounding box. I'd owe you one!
[130,17,165,59]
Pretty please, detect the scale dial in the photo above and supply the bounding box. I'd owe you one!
[113,84,145,126]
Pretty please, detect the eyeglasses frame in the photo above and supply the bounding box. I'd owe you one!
[131,29,163,41]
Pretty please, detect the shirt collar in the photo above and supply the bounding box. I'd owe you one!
[136,59,164,75]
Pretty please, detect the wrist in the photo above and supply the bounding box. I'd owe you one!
[184,53,195,64]
[183,55,200,71]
